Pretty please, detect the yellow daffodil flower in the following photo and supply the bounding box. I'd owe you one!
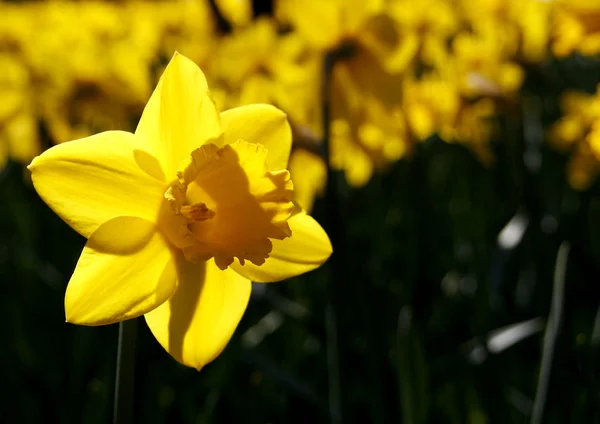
[550,91,600,150]
[553,0,600,58]
[288,148,327,213]
[458,0,551,64]
[276,0,384,50]
[214,0,253,27]
[328,48,410,187]
[210,17,313,109]
[402,70,497,165]
[550,87,600,190]
[450,32,524,98]
[0,54,40,168]
[28,53,332,370]
[361,0,458,73]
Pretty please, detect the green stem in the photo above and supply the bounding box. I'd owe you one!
[322,50,342,424]
[113,319,138,424]
[530,242,570,424]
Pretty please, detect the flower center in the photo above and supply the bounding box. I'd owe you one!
[159,140,295,270]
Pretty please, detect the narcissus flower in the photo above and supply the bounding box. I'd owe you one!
[276,0,384,51]
[549,87,600,190]
[28,53,332,370]
[553,0,600,58]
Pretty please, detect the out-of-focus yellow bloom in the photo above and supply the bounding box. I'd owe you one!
[0,0,216,158]
[550,91,600,150]
[0,54,39,168]
[458,0,551,63]
[25,2,151,142]
[151,0,216,66]
[402,73,461,142]
[211,17,315,108]
[0,6,41,167]
[276,0,384,50]
[288,148,327,213]
[450,32,524,98]
[330,48,410,186]
[214,0,253,27]
[549,87,600,190]
[402,71,498,165]
[361,0,458,72]
[28,53,331,370]
[566,143,599,190]
[553,0,600,58]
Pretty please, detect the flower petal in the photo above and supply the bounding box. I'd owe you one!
[230,209,332,282]
[280,0,342,49]
[145,257,251,370]
[136,52,223,178]
[28,130,166,238]
[343,0,384,35]
[288,149,327,213]
[214,0,252,27]
[65,220,176,326]
[220,104,292,170]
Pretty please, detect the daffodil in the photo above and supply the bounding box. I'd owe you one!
[450,31,524,98]
[288,148,327,213]
[553,0,600,58]
[458,0,551,64]
[0,53,39,168]
[549,91,600,151]
[360,0,458,73]
[28,53,332,370]
[210,16,313,109]
[549,87,600,190]
[275,0,384,51]
[214,0,253,27]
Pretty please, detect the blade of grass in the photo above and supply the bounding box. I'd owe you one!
[530,241,570,424]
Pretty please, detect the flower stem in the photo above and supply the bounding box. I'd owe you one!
[322,50,342,424]
[530,241,570,424]
[113,318,137,424]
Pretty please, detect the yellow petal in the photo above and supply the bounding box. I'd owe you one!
[220,104,292,170]
[288,149,327,213]
[230,209,332,282]
[28,130,166,239]
[135,52,223,178]
[65,220,176,326]
[214,0,253,27]
[5,109,40,164]
[282,0,342,49]
[343,0,384,35]
[144,257,251,370]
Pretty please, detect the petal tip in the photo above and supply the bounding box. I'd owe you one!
[27,153,44,171]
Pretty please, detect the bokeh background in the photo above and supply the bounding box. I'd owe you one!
[2,0,600,423]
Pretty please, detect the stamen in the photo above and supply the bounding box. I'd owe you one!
[180,203,216,223]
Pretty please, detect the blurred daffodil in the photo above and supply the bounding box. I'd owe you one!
[214,0,253,27]
[0,54,39,168]
[276,0,384,50]
[458,0,551,64]
[360,0,458,72]
[28,53,331,370]
[550,87,600,190]
[553,0,600,58]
